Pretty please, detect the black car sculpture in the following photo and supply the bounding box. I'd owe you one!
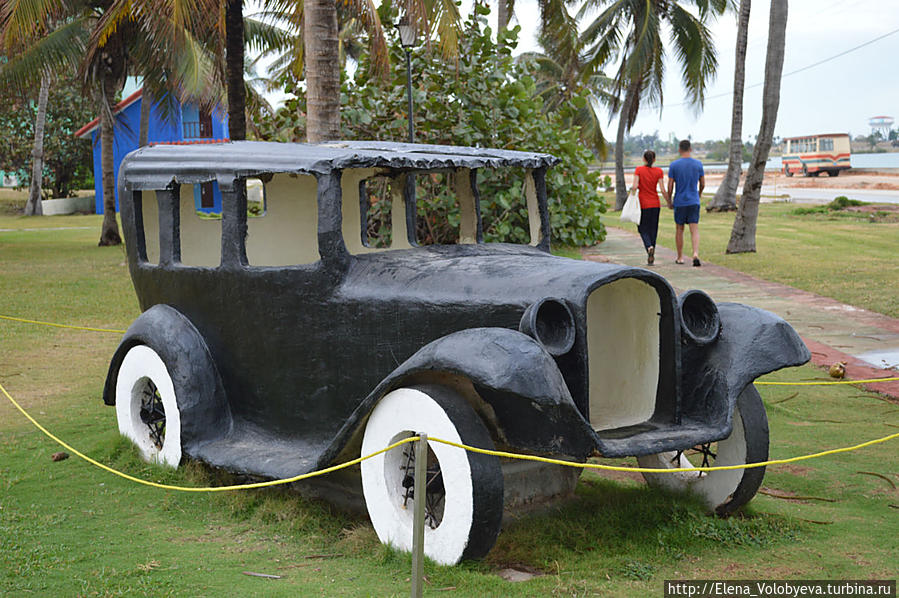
[105,141,811,565]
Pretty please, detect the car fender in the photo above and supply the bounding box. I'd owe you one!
[325,328,597,462]
[680,302,811,430]
[102,304,232,454]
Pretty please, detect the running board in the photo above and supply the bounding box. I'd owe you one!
[594,419,729,459]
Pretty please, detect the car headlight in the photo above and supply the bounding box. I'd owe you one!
[519,298,576,356]
[678,290,721,345]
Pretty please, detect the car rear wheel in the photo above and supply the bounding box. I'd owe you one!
[360,385,503,565]
[115,344,182,467]
[637,385,768,516]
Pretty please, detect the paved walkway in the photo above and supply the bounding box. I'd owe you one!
[583,227,899,398]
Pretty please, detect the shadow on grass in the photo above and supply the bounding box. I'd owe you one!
[98,436,800,581]
[485,476,800,577]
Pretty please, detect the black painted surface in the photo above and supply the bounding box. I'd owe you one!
[105,141,811,481]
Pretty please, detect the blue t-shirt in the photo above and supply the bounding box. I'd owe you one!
[668,157,704,207]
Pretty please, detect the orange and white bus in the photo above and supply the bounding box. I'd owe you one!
[782,133,851,177]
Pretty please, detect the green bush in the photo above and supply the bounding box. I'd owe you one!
[827,196,867,210]
[261,9,605,247]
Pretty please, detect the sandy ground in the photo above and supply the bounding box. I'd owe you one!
[704,170,899,192]
[609,169,899,204]
[611,170,899,191]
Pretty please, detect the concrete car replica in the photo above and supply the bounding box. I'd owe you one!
[105,141,810,565]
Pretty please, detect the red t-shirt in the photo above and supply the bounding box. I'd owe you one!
[634,166,663,209]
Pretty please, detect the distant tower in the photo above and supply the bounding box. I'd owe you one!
[869,116,894,138]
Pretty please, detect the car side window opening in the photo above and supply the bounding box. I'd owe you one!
[342,168,406,254]
[245,173,319,267]
[139,190,160,265]
[357,174,412,250]
[178,184,223,267]
[477,167,540,246]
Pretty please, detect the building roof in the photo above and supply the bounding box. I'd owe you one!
[119,140,560,190]
[74,88,144,138]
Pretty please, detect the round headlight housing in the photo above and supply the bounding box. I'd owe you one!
[519,298,576,356]
[678,290,721,345]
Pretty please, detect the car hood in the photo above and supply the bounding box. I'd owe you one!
[339,243,674,307]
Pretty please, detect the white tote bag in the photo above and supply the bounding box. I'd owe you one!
[620,193,642,225]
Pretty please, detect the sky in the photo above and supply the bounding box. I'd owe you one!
[254,0,899,143]
[501,0,899,142]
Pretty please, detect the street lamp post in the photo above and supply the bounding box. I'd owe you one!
[395,18,417,144]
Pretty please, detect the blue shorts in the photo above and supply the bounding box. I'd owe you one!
[674,204,700,225]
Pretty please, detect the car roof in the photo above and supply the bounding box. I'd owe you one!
[119,140,560,190]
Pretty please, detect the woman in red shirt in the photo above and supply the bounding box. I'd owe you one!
[629,150,669,265]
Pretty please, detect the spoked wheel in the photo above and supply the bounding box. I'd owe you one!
[115,345,182,467]
[398,438,446,529]
[360,385,503,565]
[637,385,768,516]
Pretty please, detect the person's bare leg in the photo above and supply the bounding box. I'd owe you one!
[689,222,700,259]
[675,224,685,262]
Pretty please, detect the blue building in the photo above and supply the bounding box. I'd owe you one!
[75,89,229,214]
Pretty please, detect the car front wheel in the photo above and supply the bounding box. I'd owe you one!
[360,385,503,565]
[115,344,182,467]
[637,385,768,516]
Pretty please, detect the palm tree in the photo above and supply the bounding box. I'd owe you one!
[25,73,50,215]
[577,0,728,209]
[294,0,462,142]
[726,0,787,253]
[521,0,613,156]
[497,0,513,32]
[708,0,750,212]
[225,0,247,139]
[1,0,219,244]
[304,0,341,142]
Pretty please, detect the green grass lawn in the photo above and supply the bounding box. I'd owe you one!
[1,215,897,596]
[603,200,899,318]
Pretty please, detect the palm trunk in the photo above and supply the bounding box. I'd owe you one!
[304,0,340,142]
[727,0,787,254]
[614,82,638,210]
[709,0,750,212]
[498,0,510,32]
[225,0,247,140]
[139,88,152,147]
[25,73,51,216]
[98,77,123,246]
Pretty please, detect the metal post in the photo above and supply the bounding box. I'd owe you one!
[405,49,414,144]
[410,433,427,598]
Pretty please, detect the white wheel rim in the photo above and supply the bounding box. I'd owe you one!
[637,407,747,509]
[361,388,473,566]
[115,345,182,467]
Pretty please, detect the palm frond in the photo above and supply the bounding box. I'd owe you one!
[0,16,87,90]
[0,0,65,47]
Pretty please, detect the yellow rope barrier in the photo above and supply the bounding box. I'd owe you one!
[2,380,898,490]
[427,434,899,473]
[0,314,126,334]
[755,377,899,386]
[0,380,416,492]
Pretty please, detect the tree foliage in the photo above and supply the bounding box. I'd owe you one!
[259,10,606,246]
[0,76,94,199]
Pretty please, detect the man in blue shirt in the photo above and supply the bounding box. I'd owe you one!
[666,139,705,267]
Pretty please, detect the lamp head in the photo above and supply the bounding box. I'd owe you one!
[395,17,418,49]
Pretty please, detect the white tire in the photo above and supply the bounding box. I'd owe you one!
[115,345,182,467]
[637,386,768,515]
[360,386,503,565]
